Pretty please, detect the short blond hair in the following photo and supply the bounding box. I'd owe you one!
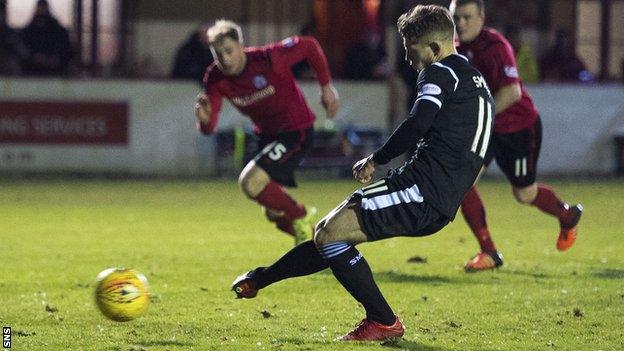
[398,5,455,42]
[207,19,244,45]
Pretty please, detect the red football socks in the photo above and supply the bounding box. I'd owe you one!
[461,187,497,253]
[255,181,306,221]
[531,184,573,227]
[275,217,295,236]
[263,208,295,236]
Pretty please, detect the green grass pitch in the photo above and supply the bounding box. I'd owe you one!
[1,178,623,350]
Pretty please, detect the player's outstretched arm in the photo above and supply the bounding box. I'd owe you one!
[272,36,339,118]
[321,83,340,119]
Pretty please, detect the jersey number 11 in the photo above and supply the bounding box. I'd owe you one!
[471,96,493,158]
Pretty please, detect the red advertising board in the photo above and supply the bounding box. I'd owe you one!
[0,100,128,145]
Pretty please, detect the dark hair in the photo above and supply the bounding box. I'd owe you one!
[450,0,485,13]
[397,5,455,42]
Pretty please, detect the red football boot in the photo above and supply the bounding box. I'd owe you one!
[464,251,504,272]
[557,204,583,251]
[231,271,258,299]
[340,316,405,341]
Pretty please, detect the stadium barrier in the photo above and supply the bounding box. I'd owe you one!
[615,135,624,175]
[1,78,623,176]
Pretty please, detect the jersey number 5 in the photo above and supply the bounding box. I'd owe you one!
[264,142,288,161]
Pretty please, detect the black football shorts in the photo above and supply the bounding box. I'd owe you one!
[348,174,450,242]
[254,127,314,187]
[484,116,542,187]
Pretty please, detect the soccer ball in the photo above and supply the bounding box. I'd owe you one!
[94,268,150,322]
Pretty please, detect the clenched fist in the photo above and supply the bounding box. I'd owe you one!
[195,93,212,124]
[352,155,376,184]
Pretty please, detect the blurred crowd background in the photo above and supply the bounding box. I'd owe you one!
[1,0,622,84]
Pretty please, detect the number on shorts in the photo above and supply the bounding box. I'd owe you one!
[265,142,287,161]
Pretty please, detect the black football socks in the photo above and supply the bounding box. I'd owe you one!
[318,242,396,326]
[254,240,328,289]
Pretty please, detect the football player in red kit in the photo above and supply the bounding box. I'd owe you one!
[195,20,340,245]
[450,0,583,271]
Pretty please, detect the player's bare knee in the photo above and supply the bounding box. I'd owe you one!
[514,194,531,204]
[238,164,269,199]
[238,171,255,199]
[314,218,326,235]
[314,220,336,246]
[513,185,537,204]
[314,216,328,245]
[315,215,348,246]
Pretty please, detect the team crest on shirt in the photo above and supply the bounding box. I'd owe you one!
[252,74,268,89]
[504,66,519,78]
[281,37,296,47]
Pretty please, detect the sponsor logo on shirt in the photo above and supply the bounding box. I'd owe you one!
[231,85,276,107]
[473,75,492,97]
[418,83,442,96]
[504,65,519,78]
[252,75,268,89]
[281,37,296,48]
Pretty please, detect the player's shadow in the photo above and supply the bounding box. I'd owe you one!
[380,338,449,350]
[383,338,500,351]
[591,268,624,279]
[374,271,459,284]
[136,340,194,347]
[273,337,451,351]
[495,269,553,279]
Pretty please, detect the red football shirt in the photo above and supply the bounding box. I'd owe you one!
[457,27,538,134]
[200,36,331,136]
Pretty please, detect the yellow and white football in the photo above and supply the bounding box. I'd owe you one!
[94,268,150,322]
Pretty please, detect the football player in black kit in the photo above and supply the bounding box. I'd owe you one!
[231,4,494,342]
